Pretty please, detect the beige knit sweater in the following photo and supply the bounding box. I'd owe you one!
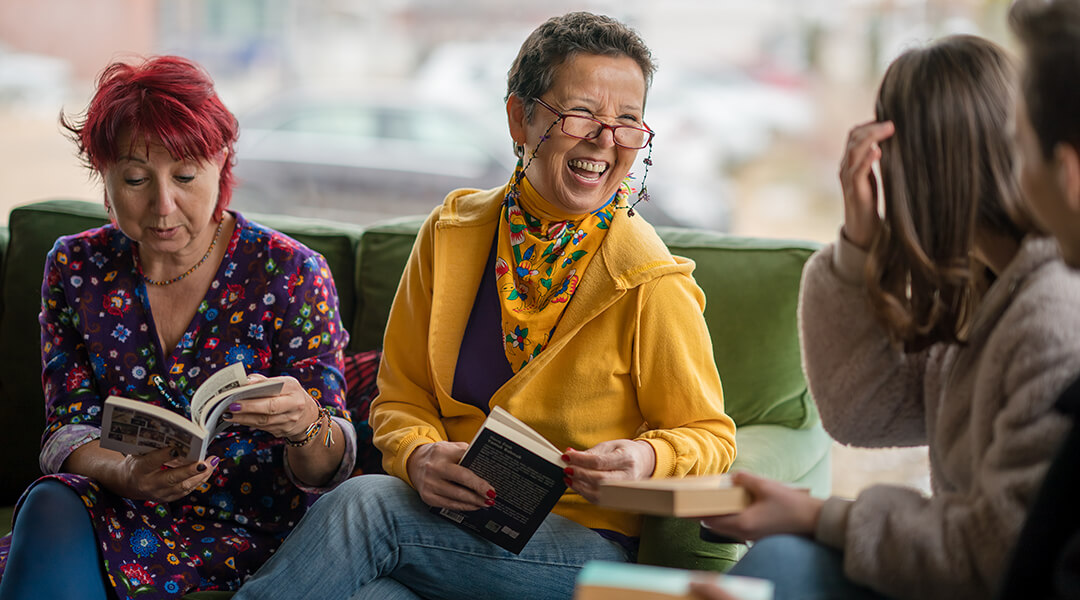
[799,235,1080,600]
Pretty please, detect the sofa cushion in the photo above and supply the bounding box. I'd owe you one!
[0,200,110,503]
[657,228,821,430]
[351,217,426,351]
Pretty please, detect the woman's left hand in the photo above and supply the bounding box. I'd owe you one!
[698,472,824,542]
[562,439,656,503]
[224,374,319,441]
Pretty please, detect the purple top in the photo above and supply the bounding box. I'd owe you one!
[452,238,514,412]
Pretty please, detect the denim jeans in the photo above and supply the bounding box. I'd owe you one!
[727,535,890,600]
[235,474,631,600]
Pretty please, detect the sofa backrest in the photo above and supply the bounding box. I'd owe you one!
[0,200,821,505]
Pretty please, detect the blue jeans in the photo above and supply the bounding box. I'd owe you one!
[728,535,890,600]
[235,474,630,600]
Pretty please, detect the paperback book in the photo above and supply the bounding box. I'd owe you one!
[100,362,285,462]
[432,405,567,554]
[573,560,774,600]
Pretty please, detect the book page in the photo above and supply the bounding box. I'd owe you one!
[596,475,750,517]
[190,362,249,427]
[485,406,563,464]
[101,397,206,462]
[201,377,288,442]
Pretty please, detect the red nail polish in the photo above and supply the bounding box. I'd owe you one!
[561,454,570,462]
[486,489,497,499]
[485,498,495,506]
[564,467,574,476]
[563,477,572,487]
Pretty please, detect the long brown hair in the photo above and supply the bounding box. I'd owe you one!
[867,35,1030,350]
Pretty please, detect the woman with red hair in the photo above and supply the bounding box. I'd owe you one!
[0,56,355,600]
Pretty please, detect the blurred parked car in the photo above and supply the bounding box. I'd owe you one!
[231,93,518,224]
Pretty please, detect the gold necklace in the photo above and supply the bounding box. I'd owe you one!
[139,219,225,286]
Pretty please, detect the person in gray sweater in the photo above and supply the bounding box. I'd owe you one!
[696,34,1080,600]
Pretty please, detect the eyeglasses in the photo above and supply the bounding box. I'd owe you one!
[532,97,655,150]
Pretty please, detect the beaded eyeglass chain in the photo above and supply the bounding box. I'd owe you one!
[514,105,654,216]
[138,219,224,287]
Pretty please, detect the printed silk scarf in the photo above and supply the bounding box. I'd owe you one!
[495,167,628,372]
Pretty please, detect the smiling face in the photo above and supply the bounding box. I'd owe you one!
[508,53,647,214]
[103,132,224,262]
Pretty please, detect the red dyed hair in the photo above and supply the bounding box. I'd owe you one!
[61,55,238,217]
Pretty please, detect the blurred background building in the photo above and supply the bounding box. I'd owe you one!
[0,0,1017,495]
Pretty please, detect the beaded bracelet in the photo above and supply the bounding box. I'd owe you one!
[286,405,334,448]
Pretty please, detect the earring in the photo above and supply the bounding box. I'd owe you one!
[625,143,654,217]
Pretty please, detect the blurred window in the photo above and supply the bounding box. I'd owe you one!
[276,107,378,138]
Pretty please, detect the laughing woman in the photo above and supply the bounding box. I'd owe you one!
[237,11,735,600]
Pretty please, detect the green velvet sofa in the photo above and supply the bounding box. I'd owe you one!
[0,199,831,597]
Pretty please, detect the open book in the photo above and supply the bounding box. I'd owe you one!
[432,405,567,554]
[573,561,774,600]
[596,474,750,518]
[100,362,285,462]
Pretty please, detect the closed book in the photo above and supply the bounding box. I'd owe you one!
[573,560,774,600]
[596,474,750,518]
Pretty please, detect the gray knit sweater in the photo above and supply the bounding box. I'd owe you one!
[799,235,1080,600]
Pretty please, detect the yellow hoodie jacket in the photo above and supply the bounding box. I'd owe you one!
[371,185,736,537]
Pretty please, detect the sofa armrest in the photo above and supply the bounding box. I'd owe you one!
[636,422,832,572]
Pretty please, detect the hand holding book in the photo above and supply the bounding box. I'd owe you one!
[697,472,822,543]
[222,372,328,442]
[408,440,498,512]
[114,445,221,504]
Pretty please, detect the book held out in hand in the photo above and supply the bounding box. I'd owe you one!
[432,405,567,554]
[573,560,774,600]
[596,474,751,518]
[100,362,286,462]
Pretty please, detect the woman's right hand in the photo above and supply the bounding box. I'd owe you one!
[839,120,895,250]
[113,446,219,503]
[406,441,496,512]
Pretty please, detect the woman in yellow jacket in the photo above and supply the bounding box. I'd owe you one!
[237,11,735,600]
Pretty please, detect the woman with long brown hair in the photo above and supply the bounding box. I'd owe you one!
[694,34,1080,600]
